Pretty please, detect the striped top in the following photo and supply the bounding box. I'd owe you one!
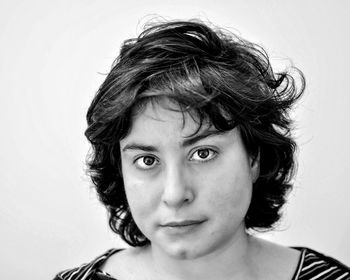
[54,247,350,280]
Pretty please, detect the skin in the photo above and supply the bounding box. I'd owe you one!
[110,98,300,280]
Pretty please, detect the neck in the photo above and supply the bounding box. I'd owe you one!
[148,231,257,280]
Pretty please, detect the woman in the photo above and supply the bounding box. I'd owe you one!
[54,19,350,280]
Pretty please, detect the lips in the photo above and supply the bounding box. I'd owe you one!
[161,220,205,227]
[160,219,206,235]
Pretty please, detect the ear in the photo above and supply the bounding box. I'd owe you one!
[249,151,260,183]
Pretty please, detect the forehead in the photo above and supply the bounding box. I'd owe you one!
[127,99,213,139]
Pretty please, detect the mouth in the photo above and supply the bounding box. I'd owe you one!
[161,220,205,227]
[159,220,206,235]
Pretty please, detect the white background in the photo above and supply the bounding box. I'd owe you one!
[0,1,349,279]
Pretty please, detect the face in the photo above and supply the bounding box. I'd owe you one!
[120,99,259,260]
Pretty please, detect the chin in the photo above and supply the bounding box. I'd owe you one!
[166,246,201,260]
[158,239,212,260]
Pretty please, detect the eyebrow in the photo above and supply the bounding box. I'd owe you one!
[182,130,226,147]
[121,130,225,153]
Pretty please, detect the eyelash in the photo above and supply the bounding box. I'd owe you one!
[133,148,218,170]
[189,147,218,163]
[134,155,160,170]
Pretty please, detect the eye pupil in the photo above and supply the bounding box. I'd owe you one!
[198,149,209,158]
[143,156,155,165]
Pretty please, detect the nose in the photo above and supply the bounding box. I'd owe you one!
[161,163,195,208]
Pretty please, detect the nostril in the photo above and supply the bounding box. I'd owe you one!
[162,184,194,207]
[162,166,195,207]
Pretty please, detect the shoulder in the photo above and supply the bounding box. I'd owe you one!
[53,248,123,280]
[98,246,151,279]
[292,247,350,280]
[249,238,302,279]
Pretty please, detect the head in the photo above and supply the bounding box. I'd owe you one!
[85,19,305,247]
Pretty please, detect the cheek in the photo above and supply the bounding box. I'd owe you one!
[124,177,147,208]
[205,168,253,219]
[207,183,252,213]
[123,176,158,226]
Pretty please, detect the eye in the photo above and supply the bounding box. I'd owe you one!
[134,155,159,170]
[190,148,217,162]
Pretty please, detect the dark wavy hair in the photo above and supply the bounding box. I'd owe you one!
[85,19,305,246]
